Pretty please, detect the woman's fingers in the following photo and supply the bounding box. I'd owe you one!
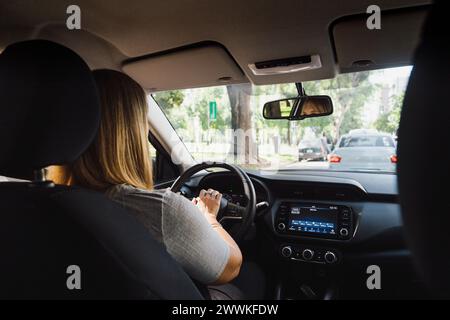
[211,189,222,200]
[200,189,212,199]
[195,189,222,218]
[202,188,221,200]
[199,188,222,201]
[211,190,220,200]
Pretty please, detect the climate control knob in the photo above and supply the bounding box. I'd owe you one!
[277,222,286,231]
[302,249,314,261]
[281,246,292,258]
[339,228,349,237]
[324,251,338,264]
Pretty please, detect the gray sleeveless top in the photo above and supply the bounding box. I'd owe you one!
[105,184,229,284]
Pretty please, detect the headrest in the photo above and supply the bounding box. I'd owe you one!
[0,40,100,179]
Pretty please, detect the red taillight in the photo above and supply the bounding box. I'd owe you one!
[328,154,342,163]
[390,155,398,163]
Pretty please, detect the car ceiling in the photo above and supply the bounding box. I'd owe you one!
[0,0,431,91]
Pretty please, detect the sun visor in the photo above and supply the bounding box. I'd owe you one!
[122,43,248,91]
[332,7,428,73]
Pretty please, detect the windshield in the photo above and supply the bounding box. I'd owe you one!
[153,66,411,173]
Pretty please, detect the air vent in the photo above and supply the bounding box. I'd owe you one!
[255,56,312,69]
[248,54,322,76]
[273,182,366,201]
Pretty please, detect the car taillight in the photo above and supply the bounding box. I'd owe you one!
[390,155,398,163]
[328,154,341,163]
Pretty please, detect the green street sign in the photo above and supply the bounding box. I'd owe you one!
[209,101,217,121]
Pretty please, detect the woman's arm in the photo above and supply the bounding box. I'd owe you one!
[193,189,243,284]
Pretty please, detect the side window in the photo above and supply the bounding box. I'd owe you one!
[148,133,180,186]
[148,141,158,182]
[148,142,157,162]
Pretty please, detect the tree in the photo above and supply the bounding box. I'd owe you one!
[301,72,374,143]
[155,87,234,145]
[295,72,375,144]
[226,83,256,164]
[278,83,298,145]
[153,90,187,129]
[153,90,184,110]
[374,93,403,134]
[328,72,374,143]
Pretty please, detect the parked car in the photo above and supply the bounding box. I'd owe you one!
[329,133,397,171]
[298,138,330,161]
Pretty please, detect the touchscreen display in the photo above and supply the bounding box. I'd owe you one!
[288,205,338,235]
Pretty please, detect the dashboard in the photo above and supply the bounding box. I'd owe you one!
[182,168,425,299]
[187,169,403,248]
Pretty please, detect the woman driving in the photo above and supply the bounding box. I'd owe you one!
[48,69,242,289]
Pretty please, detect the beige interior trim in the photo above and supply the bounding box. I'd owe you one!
[123,44,248,91]
[333,7,427,73]
[0,0,432,89]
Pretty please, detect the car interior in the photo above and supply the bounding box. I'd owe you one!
[0,0,449,300]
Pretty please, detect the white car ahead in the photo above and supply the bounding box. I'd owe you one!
[329,133,397,172]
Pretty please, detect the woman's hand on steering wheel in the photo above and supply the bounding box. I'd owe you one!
[192,188,222,225]
[171,162,256,243]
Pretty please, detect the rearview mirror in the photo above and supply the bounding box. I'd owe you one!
[263,95,333,120]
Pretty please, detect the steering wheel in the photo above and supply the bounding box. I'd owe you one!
[171,162,256,242]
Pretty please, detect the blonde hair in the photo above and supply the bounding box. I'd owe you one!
[49,69,153,191]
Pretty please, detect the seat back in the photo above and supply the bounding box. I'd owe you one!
[398,0,450,297]
[0,182,202,299]
[0,40,202,299]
